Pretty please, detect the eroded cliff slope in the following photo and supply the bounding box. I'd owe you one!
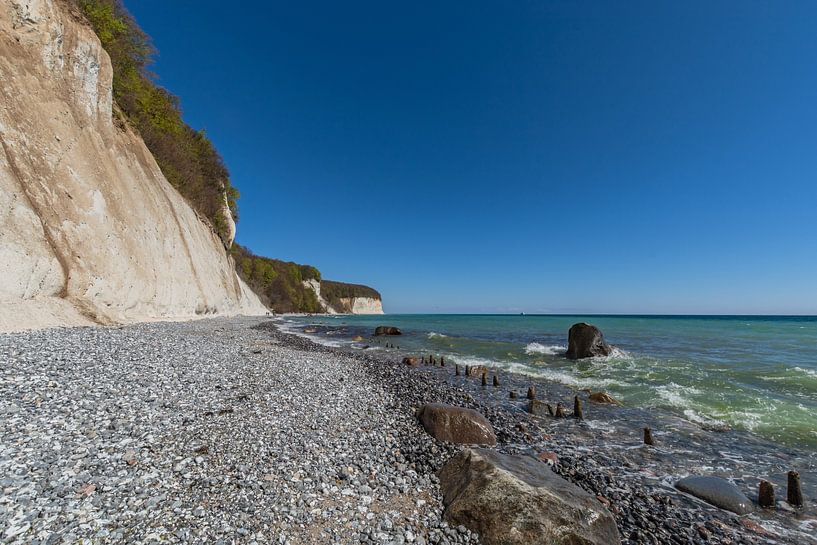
[0,0,266,331]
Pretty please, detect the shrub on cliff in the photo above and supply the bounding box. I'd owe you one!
[74,0,238,244]
[231,244,323,313]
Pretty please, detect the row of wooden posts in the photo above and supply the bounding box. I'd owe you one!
[416,354,806,510]
[758,471,804,508]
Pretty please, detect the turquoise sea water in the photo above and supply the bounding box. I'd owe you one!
[282,314,817,450]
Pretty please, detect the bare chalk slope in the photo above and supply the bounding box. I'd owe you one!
[0,0,266,332]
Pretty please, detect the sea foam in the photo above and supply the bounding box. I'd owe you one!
[524,342,566,356]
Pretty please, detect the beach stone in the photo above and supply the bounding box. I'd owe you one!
[374,326,402,336]
[416,404,496,446]
[588,391,619,404]
[538,451,558,465]
[465,365,488,378]
[566,323,612,359]
[675,476,754,515]
[528,399,550,417]
[352,335,364,341]
[402,357,419,366]
[438,449,621,545]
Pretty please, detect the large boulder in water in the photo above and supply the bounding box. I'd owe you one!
[566,323,612,359]
[438,449,621,545]
[374,326,401,336]
[675,476,754,515]
[417,404,496,446]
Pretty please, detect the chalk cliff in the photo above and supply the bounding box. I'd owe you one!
[0,0,266,331]
[302,279,384,315]
[338,296,384,315]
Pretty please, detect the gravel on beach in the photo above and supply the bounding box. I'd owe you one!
[0,317,811,544]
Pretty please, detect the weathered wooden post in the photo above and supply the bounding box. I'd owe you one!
[643,427,655,446]
[547,403,555,416]
[455,364,460,376]
[788,471,803,507]
[758,480,775,508]
[527,386,536,400]
[574,395,583,420]
[493,373,500,387]
[555,403,566,418]
[509,390,518,399]
[481,372,487,387]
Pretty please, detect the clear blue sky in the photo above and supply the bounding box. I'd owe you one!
[127,1,817,314]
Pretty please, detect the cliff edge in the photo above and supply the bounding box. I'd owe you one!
[0,0,266,332]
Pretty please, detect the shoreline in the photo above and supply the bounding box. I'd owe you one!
[0,316,814,544]
[275,319,817,544]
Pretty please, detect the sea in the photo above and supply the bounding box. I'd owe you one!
[280,314,817,451]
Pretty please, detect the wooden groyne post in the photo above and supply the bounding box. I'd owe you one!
[788,471,803,507]
[758,480,775,508]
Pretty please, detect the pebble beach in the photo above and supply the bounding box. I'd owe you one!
[1,317,814,544]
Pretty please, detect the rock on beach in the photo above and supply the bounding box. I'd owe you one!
[438,448,621,545]
[675,476,755,515]
[417,403,497,446]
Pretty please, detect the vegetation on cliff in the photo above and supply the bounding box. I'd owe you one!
[74,0,381,313]
[321,281,382,312]
[74,0,239,244]
[230,244,322,313]
[231,245,381,313]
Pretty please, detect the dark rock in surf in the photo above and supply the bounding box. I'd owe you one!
[588,391,619,404]
[566,323,612,360]
[675,476,754,515]
[374,326,402,336]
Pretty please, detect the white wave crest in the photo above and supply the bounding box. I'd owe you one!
[535,369,627,390]
[449,355,496,368]
[427,331,448,339]
[793,366,817,378]
[682,409,730,431]
[655,382,702,408]
[524,342,566,356]
[276,321,344,347]
[608,346,630,358]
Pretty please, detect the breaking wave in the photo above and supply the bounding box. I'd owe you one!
[524,342,566,356]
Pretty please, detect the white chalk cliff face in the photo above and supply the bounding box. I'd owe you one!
[301,280,384,314]
[0,0,266,332]
[340,297,384,315]
[301,279,337,315]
